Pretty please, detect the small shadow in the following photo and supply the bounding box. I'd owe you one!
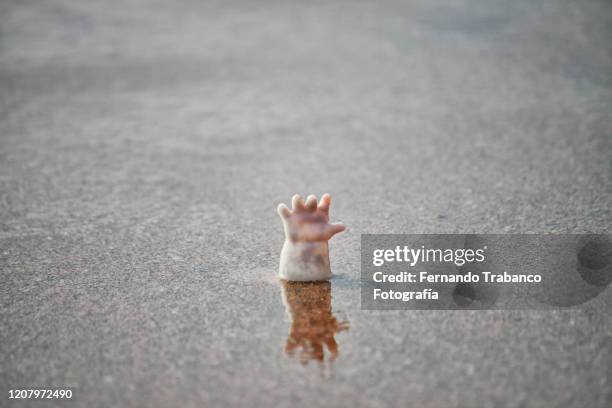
[330,273,360,289]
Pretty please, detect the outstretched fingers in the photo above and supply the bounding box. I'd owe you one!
[277,203,291,219]
[324,336,339,358]
[291,194,306,212]
[326,222,346,238]
[305,195,317,212]
[318,193,331,214]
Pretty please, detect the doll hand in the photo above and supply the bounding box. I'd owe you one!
[277,194,345,281]
[277,194,345,243]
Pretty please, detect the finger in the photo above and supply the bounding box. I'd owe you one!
[318,193,331,214]
[312,342,324,362]
[327,223,346,238]
[291,194,305,212]
[324,336,338,355]
[305,195,317,212]
[277,203,291,219]
[337,321,350,331]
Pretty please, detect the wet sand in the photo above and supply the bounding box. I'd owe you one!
[1,1,611,407]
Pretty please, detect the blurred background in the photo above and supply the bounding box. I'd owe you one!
[1,1,611,407]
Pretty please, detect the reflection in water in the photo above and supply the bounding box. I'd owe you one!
[280,280,349,365]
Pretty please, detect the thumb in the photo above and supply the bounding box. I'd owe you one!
[277,203,291,220]
[327,223,346,238]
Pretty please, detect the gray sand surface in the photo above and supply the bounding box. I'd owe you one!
[1,1,611,407]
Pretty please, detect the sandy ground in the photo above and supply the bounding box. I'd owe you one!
[1,0,611,407]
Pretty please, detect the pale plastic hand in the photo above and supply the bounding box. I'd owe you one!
[277,194,345,243]
[277,194,345,281]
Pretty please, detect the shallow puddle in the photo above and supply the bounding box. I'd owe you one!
[279,280,350,366]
